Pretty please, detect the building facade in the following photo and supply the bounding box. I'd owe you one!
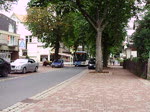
[122,17,137,59]
[10,13,73,63]
[0,14,19,62]
[10,13,52,62]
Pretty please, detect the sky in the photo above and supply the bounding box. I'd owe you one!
[0,0,30,16]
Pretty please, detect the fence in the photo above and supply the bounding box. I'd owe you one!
[123,59,148,79]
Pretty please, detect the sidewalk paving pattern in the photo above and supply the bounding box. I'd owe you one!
[2,66,150,112]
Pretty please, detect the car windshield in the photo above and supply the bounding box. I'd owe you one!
[89,59,95,64]
[13,59,28,64]
[53,59,62,63]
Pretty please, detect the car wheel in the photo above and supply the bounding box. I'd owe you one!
[1,69,9,77]
[34,67,38,72]
[22,67,26,74]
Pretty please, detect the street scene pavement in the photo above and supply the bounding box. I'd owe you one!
[0,64,85,110]
[2,65,150,112]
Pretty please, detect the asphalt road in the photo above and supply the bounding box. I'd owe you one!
[0,66,86,110]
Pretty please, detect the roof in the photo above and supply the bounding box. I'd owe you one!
[12,13,27,22]
[125,44,137,51]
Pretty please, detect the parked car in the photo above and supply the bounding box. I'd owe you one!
[11,59,39,74]
[88,58,96,69]
[43,60,52,66]
[0,58,11,77]
[51,59,64,68]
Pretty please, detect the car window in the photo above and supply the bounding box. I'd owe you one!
[54,60,60,62]
[28,59,35,63]
[89,59,95,64]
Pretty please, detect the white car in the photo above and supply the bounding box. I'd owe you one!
[11,59,39,74]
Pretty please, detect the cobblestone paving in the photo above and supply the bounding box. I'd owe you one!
[8,66,150,112]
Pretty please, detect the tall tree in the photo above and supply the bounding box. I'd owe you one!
[133,6,150,61]
[27,0,140,72]
[27,1,74,60]
[74,0,138,72]
[63,12,96,53]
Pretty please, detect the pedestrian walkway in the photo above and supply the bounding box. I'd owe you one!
[3,66,150,112]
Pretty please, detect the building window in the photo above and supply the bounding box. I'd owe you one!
[9,36,15,45]
[26,35,32,43]
[26,35,32,49]
[8,23,15,33]
[29,36,32,42]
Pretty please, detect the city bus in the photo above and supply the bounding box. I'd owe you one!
[73,51,88,66]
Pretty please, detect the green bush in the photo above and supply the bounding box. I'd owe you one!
[131,57,140,62]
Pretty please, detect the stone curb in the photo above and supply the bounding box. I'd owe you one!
[1,70,88,112]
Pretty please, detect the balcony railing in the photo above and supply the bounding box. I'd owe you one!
[8,42,18,47]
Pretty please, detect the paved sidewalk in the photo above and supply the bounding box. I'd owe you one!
[3,66,150,112]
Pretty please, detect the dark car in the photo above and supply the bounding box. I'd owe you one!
[0,58,11,77]
[51,59,64,68]
[88,58,96,69]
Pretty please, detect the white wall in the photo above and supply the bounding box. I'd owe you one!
[131,51,137,58]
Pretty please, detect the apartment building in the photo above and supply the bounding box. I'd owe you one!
[0,13,19,62]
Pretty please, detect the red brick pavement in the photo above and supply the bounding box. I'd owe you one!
[9,66,150,112]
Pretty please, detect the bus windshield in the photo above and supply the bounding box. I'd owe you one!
[74,52,87,61]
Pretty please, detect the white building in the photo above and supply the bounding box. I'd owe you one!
[10,13,73,63]
[122,17,138,59]
[10,13,52,62]
[122,2,146,59]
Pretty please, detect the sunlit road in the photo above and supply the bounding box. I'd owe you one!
[0,66,86,110]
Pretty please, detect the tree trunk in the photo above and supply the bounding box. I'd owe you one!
[96,29,103,72]
[103,50,109,67]
[54,41,60,60]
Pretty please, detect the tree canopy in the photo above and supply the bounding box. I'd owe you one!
[0,0,17,11]
[27,0,142,72]
[133,6,150,61]
[27,1,75,60]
